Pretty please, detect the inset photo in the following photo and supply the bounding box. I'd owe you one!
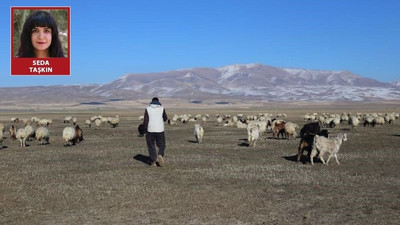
[11,7,70,75]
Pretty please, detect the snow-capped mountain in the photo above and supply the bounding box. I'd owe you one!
[0,63,399,104]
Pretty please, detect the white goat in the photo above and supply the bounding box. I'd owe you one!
[194,123,204,144]
[247,123,260,147]
[310,133,347,165]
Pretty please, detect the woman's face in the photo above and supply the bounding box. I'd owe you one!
[31,26,52,55]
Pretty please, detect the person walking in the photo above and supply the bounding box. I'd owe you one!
[143,97,168,167]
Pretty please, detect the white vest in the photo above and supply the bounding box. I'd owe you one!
[146,104,165,132]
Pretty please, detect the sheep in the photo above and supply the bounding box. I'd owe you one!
[167,119,176,125]
[194,123,204,144]
[95,119,102,130]
[364,116,373,127]
[11,117,19,123]
[72,117,78,125]
[349,116,359,129]
[108,115,119,128]
[216,117,223,126]
[64,116,72,123]
[35,127,50,145]
[138,124,146,137]
[272,121,286,139]
[372,116,385,127]
[329,117,341,128]
[75,125,84,143]
[138,115,144,121]
[85,120,91,127]
[236,121,248,129]
[16,128,27,147]
[284,122,298,140]
[63,127,76,146]
[310,133,347,165]
[247,123,260,147]
[24,125,35,141]
[62,126,83,146]
[31,117,40,123]
[297,129,329,163]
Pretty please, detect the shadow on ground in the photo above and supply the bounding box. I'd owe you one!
[133,154,151,165]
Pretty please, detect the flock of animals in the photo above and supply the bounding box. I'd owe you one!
[1,111,398,165]
[0,115,119,148]
[162,111,398,165]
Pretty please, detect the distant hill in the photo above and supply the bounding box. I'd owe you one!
[1,63,399,105]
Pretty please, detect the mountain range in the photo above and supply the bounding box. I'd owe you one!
[1,63,399,106]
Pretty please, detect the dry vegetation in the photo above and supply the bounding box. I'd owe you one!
[0,103,399,225]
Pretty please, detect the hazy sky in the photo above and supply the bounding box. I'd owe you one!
[1,0,399,87]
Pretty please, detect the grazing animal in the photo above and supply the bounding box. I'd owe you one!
[310,133,347,165]
[63,126,83,146]
[194,123,204,144]
[247,123,259,147]
[63,127,76,146]
[35,127,50,145]
[297,129,329,163]
[24,125,35,141]
[272,121,286,139]
[284,122,298,140]
[75,125,84,143]
[16,128,27,147]
[300,122,321,138]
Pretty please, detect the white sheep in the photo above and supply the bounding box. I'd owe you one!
[373,116,385,126]
[95,119,102,129]
[310,133,347,165]
[349,116,359,129]
[64,116,72,123]
[24,125,35,141]
[236,121,248,129]
[16,128,27,147]
[284,122,299,140]
[85,120,91,127]
[247,123,260,147]
[35,127,49,145]
[31,116,40,123]
[194,123,204,144]
[216,117,223,125]
[72,117,78,125]
[108,115,120,128]
[62,127,76,146]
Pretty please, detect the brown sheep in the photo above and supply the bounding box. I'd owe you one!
[272,121,286,139]
[74,125,84,144]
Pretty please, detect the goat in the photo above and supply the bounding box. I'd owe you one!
[310,133,347,165]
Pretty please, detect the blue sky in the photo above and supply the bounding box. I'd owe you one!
[1,0,399,87]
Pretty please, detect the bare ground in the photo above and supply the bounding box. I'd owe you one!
[0,103,399,225]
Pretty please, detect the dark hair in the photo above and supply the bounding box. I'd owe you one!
[152,97,159,102]
[17,10,65,57]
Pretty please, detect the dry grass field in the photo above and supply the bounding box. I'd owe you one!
[0,103,399,225]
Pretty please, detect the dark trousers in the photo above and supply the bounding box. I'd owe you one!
[146,132,166,163]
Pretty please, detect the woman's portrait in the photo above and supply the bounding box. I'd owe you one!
[13,9,68,58]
